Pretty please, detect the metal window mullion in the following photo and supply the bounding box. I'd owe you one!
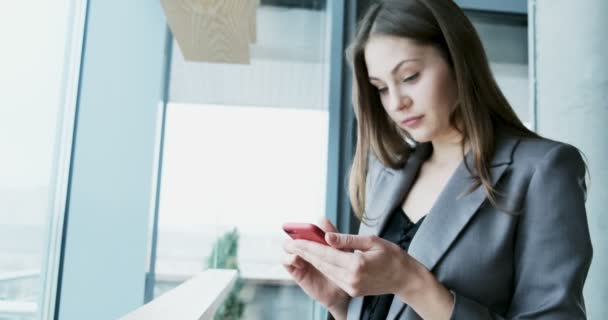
[144,28,173,304]
[320,0,357,319]
[37,0,89,319]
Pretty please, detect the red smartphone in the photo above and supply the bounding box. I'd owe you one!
[282,223,328,245]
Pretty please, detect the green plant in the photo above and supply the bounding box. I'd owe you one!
[206,228,245,320]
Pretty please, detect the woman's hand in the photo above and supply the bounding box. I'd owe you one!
[284,223,455,319]
[284,231,427,300]
[281,217,350,319]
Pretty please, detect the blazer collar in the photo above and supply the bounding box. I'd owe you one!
[348,132,520,320]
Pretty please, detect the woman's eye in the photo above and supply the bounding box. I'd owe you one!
[402,73,419,83]
[377,87,388,95]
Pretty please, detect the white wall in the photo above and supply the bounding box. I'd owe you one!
[533,1,608,318]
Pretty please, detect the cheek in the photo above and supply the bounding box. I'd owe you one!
[434,70,458,109]
[379,95,388,110]
[421,76,456,119]
[379,95,397,119]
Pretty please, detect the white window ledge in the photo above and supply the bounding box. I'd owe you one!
[121,269,237,320]
[0,301,37,317]
[0,269,39,282]
[155,263,297,286]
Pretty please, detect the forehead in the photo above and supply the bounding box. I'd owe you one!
[364,35,431,76]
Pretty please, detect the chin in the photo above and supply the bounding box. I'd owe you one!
[408,130,434,144]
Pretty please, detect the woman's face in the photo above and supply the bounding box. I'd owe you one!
[364,35,459,143]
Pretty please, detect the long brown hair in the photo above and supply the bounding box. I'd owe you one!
[347,0,539,220]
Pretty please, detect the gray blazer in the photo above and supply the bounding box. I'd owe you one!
[341,132,593,319]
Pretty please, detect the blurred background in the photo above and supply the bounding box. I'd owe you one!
[0,0,606,319]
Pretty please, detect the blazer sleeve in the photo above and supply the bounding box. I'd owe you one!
[449,144,593,319]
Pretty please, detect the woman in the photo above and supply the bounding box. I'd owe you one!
[282,0,593,319]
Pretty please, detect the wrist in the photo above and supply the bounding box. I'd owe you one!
[328,305,347,320]
[327,292,350,320]
[395,260,430,303]
[328,307,346,320]
[395,261,455,319]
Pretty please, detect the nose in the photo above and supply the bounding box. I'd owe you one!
[387,89,409,112]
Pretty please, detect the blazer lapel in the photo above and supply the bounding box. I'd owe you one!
[358,142,433,237]
[386,133,520,319]
[347,142,432,320]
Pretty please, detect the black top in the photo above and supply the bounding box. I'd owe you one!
[360,206,426,320]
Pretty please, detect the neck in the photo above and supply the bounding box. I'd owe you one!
[428,128,469,166]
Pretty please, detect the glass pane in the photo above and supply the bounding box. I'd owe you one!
[151,0,330,319]
[466,12,529,126]
[0,1,77,319]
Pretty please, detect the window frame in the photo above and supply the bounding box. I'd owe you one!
[54,1,169,319]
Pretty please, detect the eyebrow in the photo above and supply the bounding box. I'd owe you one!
[368,59,420,82]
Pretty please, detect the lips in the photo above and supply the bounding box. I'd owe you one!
[401,115,424,125]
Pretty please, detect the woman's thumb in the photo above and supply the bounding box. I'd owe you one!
[325,233,375,251]
[317,216,338,233]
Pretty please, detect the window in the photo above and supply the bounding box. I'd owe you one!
[0,1,82,319]
[148,1,333,319]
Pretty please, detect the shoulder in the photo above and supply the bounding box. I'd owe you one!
[366,151,386,191]
[493,132,588,214]
[509,135,585,173]
[503,133,587,201]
